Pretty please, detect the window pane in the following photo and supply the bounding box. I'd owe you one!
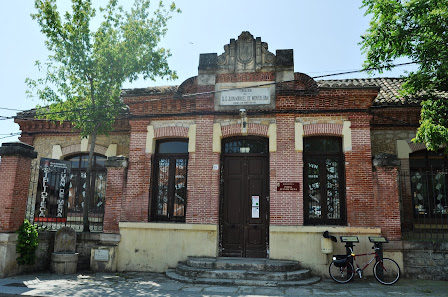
[173,158,187,217]
[410,171,429,215]
[304,137,345,225]
[433,172,447,215]
[428,153,445,169]
[409,155,426,168]
[326,158,341,219]
[410,150,448,170]
[92,172,106,211]
[158,141,188,154]
[223,139,268,154]
[81,156,89,168]
[70,156,80,169]
[157,159,170,216]
[306,159,321,219]
[96,156,106,168]
[304,138,342,153]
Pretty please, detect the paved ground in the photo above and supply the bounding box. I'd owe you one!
[0,271,447,297]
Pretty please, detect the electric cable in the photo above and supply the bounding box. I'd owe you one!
[0,60,423,122]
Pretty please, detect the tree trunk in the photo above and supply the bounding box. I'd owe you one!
[82,126,99,232]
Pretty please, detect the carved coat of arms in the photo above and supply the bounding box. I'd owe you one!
[237,32,254,65]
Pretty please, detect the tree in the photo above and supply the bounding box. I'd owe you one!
[26,0,180,231]
[360,0,448,153]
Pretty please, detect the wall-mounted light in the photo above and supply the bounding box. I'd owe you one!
[239,109,247,134]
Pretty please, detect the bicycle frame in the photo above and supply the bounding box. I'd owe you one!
[348,247,382,276]
[330,236,400,285]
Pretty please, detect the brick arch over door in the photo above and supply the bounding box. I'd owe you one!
[154,126,189,138]
[303,123,343,137]
[61,143,108,157]
[221,123,269,138]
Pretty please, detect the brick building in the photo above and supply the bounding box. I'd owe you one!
[9,32,447,275]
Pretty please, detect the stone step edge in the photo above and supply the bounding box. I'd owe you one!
[166,269,321,287]
[186,257,301,271]
[175,263,311,281]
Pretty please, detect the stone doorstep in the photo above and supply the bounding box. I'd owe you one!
[166,257,321,287]
[175,263,311,281]
[166,270,321,287]
[186,257,301,271]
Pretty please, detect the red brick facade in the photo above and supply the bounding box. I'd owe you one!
[0,143,37,232]
[103,157,128,234]
[8,32,415,246]
[373,165,401,240]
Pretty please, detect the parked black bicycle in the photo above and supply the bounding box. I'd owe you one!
[329,236,400,285]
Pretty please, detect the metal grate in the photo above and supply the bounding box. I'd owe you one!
[399,170,448,240]
[25,161,106,232]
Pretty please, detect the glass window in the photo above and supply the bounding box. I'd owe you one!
[65,154,107,214]
[304,137,342,153]
[223,138,268,154]
[303,137,345,225]
[152,140,189,222]
[409,150,448,217]
[158,141,188,154]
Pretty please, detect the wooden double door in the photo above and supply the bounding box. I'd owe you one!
[220,155,269,258]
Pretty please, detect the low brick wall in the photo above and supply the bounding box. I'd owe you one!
[403,241,448,280]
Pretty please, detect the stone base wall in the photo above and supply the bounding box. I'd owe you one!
[0,232,116,278]
[371,130,416,156]
[403,241,448,280]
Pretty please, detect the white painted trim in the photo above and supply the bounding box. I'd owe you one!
[188,124,197,153]
[342,121,352,152]
[146,125,155,154]
[397,140,412,159]
[51,145,63,159]
[105,144,117,157]
[295,122,303,152]
[81,137,89,152]
[268,123,277,152]
[213,123,222,153]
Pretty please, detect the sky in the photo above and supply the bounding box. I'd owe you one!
[0,0,417,146]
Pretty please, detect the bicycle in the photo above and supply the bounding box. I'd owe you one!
[328,236,400,285]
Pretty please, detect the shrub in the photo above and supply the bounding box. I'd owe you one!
[16,220,39,265]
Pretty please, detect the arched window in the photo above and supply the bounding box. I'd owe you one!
[303,137,346,225]
[409,150,447,217]
[152,140,189,222]
[65,154,107,214]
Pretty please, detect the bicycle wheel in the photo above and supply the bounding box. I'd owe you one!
[329,261,355,283]
[373,258,400,285]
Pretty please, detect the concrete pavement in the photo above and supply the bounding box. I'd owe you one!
[0,271,447,296]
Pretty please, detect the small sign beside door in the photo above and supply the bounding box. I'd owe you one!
[251,196,260,218]
[277,182,300,191]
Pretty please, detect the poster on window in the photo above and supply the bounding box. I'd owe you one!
[34,158,71,222]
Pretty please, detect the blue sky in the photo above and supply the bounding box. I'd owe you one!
[0,0,416,146]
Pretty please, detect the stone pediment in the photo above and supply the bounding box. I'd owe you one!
[199,31,293,74]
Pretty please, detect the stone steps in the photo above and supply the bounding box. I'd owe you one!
[166,257,321,287]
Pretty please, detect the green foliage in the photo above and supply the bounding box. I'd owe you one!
[414,98,448,153]
[16,220,39,266]
[360,0,448,152]
[26,0,180,137]
[25,0,180,231]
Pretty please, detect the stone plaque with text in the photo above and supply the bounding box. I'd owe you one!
[220,87,270,106]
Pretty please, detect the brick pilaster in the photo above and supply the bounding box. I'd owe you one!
[186,115,220,224]
[373,153,402,240]
[345,115,375,227]
[123,120,151,222]
[0,142,37,232]
[103,156,128,233]
[270,114,302,226]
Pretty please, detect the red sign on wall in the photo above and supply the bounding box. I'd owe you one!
[277,182,300,191]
